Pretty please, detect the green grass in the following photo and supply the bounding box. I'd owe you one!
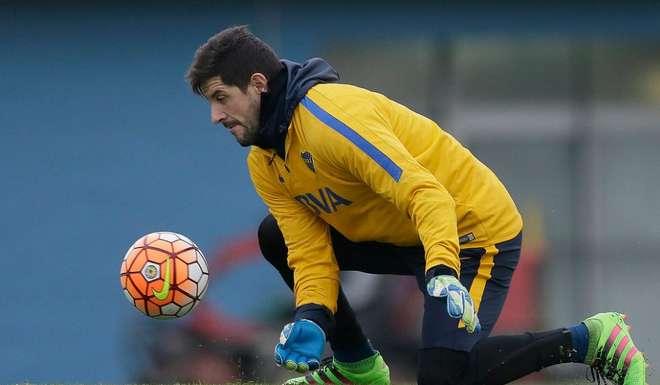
[14,381,614,385]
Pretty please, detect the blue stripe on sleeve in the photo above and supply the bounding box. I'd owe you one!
[300,97,403,182]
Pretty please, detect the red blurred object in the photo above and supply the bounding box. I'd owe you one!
[210,233,261,275]
[188,303,262,345]
[493,243,543,333]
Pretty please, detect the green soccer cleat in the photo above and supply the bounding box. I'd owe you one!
[282,352,390,385]
[583,312,647,385]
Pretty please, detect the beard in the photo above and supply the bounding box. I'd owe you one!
[225,95,261,147]
[235,124,259,147]
[236,95,261,146]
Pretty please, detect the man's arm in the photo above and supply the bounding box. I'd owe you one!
[248,150,341,371]
[299,92,480,333]
[247,150,340,315]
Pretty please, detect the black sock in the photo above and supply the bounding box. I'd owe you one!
[468,328,576,384]
[331,290,376,362]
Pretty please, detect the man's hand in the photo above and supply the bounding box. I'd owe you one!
[427,275,481,333]
[274,319,325,373]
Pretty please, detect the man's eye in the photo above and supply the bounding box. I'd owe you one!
[216,95,226,102]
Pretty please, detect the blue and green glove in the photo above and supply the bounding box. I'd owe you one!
[426,267,481,334]
[275,319,324,372]
[274,304,333,373]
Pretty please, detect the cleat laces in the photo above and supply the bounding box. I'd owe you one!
[587,363,609,385]
[303,357,352,385]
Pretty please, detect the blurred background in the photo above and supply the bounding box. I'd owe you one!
[1,1,659,384]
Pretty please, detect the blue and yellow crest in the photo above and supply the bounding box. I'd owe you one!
[301,151,315,173]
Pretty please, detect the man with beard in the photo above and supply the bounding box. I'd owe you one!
[185,26,646,385]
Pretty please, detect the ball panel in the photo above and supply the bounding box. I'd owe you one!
[174,258,188,285]
[172,239,194,253]
[125,239,142,252]
[128,272,149,297]
[144,248,170,265]
[120,259,128,275]
[123,243,140,262]
[126,275,145,299]
[161,302,180,316]
[197,273,208,298]
[177,301,195,317]
[188,263,203,283]
[154,314,177,320]
[148,239,174,253]
[197,250,209,273]
[144,233,160,245]
[146,301,160,317]
[199,279,209,299]
[140,262,160,282]
[177,233,197,247]
[127,249,148,273]
[158,232,180,243]
[122,289,133,304]
[177,248,197,264]
[134,299,146,314]
[120,274,127,289]
[177,280,197,297]
[173,289,194,306]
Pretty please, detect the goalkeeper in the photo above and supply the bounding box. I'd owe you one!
[186,26,646,385]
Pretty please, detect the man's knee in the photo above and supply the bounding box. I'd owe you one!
[257,214,287,265]
[418,347,469,385]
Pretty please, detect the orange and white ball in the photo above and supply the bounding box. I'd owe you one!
[120,231,209,319]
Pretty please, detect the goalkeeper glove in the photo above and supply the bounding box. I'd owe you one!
[274,319,325,372]
[274,304,333,373]
[426,268,481,334]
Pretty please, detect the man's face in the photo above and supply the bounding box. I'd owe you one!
[202,75,264,147]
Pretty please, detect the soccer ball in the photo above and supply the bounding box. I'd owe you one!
[120,231,209,319]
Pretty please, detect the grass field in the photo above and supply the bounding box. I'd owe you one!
[9,381,618,385]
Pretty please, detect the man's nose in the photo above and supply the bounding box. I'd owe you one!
[211,105,227,124]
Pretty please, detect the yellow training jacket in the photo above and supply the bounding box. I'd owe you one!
[247,83,522,313]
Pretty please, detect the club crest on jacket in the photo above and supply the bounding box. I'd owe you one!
[301,151,315,173]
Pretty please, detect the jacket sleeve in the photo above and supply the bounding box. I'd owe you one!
[247,151,340,313]
[300,95,461,275]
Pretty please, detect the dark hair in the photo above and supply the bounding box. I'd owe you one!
[186,25,282,95]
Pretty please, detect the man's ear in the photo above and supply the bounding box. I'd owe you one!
[250,73,269,93]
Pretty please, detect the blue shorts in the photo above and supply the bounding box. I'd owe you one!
[330,230,522,352]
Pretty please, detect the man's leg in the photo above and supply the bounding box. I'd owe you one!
[413,240,505,385]
[417,327,578,385]
[416,233,646,385]
[465,313,646,385]
[415,233,573,385]
[415,233,580,385]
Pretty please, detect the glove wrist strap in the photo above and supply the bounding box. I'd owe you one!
[425,265,459,281]
[294,303,335,340]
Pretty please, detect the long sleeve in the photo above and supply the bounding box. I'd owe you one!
[247,150,340,312]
